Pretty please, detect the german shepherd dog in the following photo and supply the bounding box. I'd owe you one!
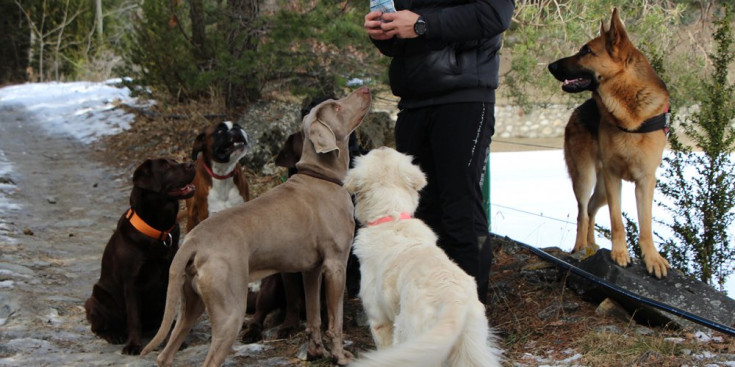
[548,8,671,278]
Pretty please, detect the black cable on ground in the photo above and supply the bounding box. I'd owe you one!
[513,240,735,336]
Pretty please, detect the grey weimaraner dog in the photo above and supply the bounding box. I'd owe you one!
[141,87,371,367]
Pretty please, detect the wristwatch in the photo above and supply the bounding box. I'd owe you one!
[414,16,427,36]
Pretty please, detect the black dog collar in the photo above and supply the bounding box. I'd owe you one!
[618,112,670,135]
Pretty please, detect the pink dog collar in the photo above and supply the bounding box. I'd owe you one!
[366,213,412,226]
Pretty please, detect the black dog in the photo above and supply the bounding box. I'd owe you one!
[84,158,195,354]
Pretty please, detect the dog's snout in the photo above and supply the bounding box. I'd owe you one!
[548,61,558,73]
[356,86,370,95]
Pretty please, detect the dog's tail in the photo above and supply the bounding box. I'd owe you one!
[451,302,504,367]
[140,243,195,356]
[351,301,501,367]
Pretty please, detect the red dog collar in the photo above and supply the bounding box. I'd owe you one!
[200,158,237,180]
[367,213,412,226]
[126,209,175,245]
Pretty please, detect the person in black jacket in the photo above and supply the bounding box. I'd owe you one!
[364,0,514,303]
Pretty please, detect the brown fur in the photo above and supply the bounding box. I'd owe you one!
[548,8,670,278]
[185,160,249,228]
[241,129,364,344]
[185,121,250,230]
[84,158,195,355]
[240,132,307,344]
[141,87,372,367]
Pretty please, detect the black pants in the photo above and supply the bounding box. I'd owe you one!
[395,102,494,302]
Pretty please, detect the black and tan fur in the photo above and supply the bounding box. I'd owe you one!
[548,8,670,278]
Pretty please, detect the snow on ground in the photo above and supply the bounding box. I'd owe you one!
[0,140,20,245]
[0,79,149,144]
[490,149,735,296]
[0,80,146,245]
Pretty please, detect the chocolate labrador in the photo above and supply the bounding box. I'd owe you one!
[84,158,195,355]
[142,87,371,366]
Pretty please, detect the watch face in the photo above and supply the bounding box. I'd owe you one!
[414,19,426,35]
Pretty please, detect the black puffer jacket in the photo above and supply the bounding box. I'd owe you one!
[372,0,514,109]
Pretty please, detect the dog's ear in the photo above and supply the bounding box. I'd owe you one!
[308,115,339,154]
[275,132,304,168]
[605,8,629,55]
[402,160,427,192]
[132,159,161,192]
[343,173,358,194]
[191,132,206,160]
[344,156,364,194]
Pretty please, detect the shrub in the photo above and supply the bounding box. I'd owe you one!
[657,4,735,290]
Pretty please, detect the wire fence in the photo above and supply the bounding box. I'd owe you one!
[487,138,669,247]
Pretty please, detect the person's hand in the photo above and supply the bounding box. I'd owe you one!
[379,10,421,39]
[364,11,392,40]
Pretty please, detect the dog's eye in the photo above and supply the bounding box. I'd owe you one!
[216,123,229,133]
[578,45,592,56]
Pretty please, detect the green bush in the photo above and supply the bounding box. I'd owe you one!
[502,1,702,109]
[657,4,735,290]
[122,0,386,107]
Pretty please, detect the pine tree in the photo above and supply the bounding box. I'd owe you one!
[657,4,735,290]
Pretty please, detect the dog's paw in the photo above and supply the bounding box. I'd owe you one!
[610,249,631,268]
[276,324,299,339]
[240,325,263,344]
[332,349,354,366]
[122,342,142,355]
[306,344,328,361]
[643,253,670,278]
[572,241,599,255]
[102,333,126,345]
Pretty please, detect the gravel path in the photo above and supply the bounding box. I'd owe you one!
[0,104,306,366]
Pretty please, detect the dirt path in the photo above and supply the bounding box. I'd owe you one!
[0,104,317,366]
[0,103,156,366]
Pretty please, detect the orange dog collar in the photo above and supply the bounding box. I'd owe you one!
[125,209,174,245]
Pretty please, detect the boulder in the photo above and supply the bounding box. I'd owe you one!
[236,97,396,174]
[568,249,735,332]
[354,111,395,150]
[237,99,301,174]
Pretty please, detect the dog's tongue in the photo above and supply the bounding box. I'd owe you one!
[169,184,195,197]
[563,78,589,88]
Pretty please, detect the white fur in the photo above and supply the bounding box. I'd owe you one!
[207,141,247,215]
[345,147,503,367]
[207,177,245,214]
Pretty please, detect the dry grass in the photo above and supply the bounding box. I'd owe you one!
[487,237,734,366]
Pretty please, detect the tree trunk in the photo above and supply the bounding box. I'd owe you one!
[226,0,258,58]
[95,0,103,43]
[190,0,209,62]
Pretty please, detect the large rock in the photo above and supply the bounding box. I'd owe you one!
[568,249,735,332]
[236,97,396,174]
[237,99,302,174]
[354,111,395,150]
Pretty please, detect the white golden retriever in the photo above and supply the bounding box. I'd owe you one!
[344,147,502,367]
